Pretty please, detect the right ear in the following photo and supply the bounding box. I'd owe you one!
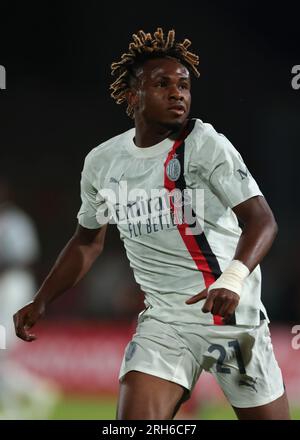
[125,88,139,109]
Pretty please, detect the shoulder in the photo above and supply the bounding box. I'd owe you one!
[191,118,215,138]
[82,127,135,175]
[191,119,230,148]
[189,119,239,162]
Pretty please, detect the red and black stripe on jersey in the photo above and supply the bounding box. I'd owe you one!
[164,119,236,325]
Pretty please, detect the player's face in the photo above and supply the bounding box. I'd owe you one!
[132,57,191,129]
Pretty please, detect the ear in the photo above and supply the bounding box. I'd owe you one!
[125,88,139,109]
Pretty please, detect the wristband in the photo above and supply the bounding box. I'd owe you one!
[207,260,250,297]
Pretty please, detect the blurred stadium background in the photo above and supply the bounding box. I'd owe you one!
[0,1,300,419]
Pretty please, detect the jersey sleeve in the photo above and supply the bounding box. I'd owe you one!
[77,151,110,229]
[205,128,263,208]
[196,124,263,208]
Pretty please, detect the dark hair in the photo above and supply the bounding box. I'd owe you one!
[110,28,200,118]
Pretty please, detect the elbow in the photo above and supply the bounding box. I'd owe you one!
[253,210,278,243]
[271,217,278,240]
[87,243,103,260]
[91,239,105,258]
[265,212,278,242]
[96,241,105,256]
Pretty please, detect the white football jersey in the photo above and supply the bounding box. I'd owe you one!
[77,119,268,326]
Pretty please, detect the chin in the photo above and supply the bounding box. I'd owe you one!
[161,115,188,131]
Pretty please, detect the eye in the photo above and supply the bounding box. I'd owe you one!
[179,82,189,90]
[155,80,167,87]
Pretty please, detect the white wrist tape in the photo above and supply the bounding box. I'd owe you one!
[207,260,250,297]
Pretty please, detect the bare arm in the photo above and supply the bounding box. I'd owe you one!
[34,224,107,306]
[232,196,278,271]
[186,196,278,321]
[14,223,107,341]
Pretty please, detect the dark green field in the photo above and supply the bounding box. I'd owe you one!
[51,396,300,420]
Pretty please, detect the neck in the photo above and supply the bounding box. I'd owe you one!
[134,119,187,148]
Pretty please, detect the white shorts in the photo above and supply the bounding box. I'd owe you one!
[119,316,285,408]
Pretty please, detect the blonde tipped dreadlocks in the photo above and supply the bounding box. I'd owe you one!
[110,28,200,118]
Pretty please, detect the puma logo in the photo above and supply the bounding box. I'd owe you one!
[109,173,125,185]
[239,377,258,392]
[109,177,120,185]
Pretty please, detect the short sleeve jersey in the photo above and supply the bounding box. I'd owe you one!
[77,119,268,326]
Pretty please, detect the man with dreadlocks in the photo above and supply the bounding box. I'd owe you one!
[14,28,289,420]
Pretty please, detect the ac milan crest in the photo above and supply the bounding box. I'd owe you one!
[166,157,181,181]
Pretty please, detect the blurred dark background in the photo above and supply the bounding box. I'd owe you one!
[1,0,299,323]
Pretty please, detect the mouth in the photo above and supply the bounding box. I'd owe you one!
[167,105,186,116]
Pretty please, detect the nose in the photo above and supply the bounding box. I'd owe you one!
[168,84,183,101]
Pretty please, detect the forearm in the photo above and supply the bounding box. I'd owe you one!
[186,219,277,317]
[234,217,278,272]
[186,197,278,318]
[34,235,101,307]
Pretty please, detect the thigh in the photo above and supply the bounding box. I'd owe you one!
[232,392,290,420]
[118,318,200,399]
[116,371,186,420]
[204,321,286,411]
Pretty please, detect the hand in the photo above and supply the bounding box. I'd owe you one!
[13,300,45,342]
[185,288,239,323]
